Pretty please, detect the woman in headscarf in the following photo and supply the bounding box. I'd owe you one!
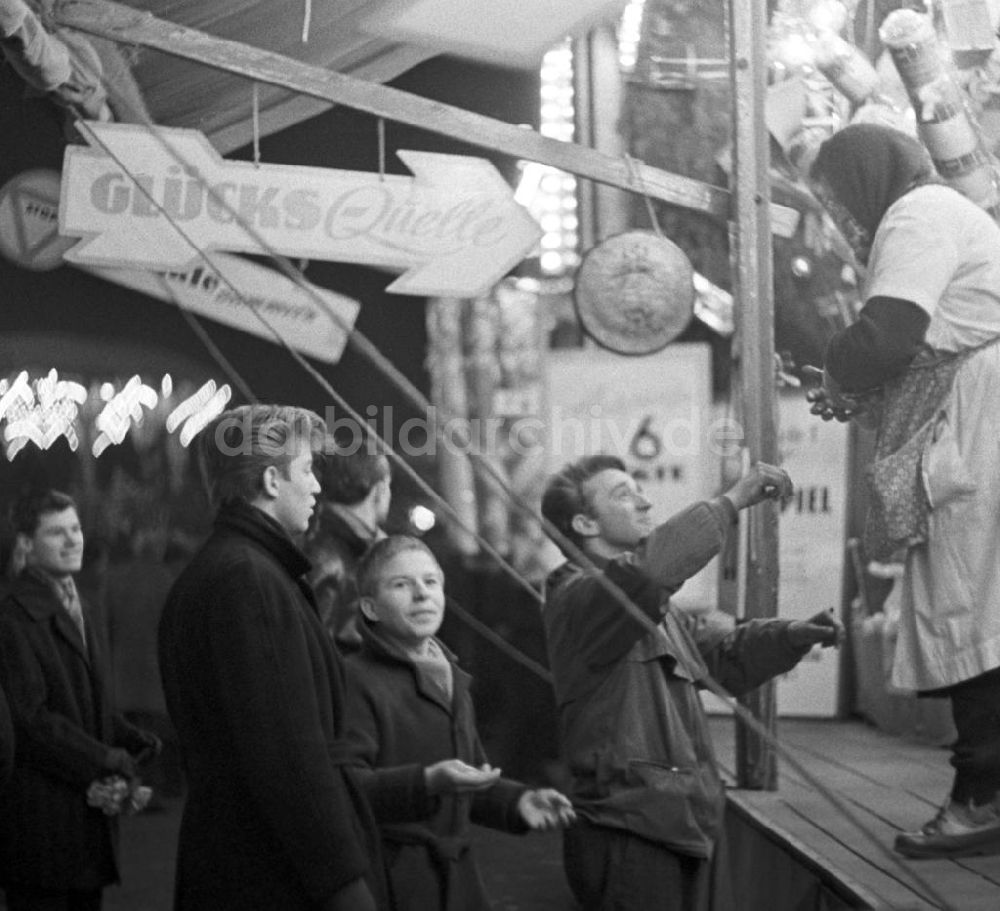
[807,123,1000,860]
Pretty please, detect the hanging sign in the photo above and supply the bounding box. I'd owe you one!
[574,231,695,355]
[0,170,76,271]
[60,122,542,298]
[79,254,359,365]
[0,168,357,364]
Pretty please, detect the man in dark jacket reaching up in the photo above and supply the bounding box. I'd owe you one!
[541,455,845,911]
[160,405,413,911]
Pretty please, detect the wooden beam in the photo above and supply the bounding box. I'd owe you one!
[729,0,780,791]
[54,0,798,237]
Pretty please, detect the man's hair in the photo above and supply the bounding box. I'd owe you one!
[319,446,390,506]
[356,535,440,599]
[197,404,326,508]
[541,454,627,554]
[11,489,77,537]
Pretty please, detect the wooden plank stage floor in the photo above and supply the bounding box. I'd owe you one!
[710,717,1000,911]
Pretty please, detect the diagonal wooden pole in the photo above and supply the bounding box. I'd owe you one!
[54,0,797,236]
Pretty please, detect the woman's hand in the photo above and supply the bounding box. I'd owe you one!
[803,366,867,422]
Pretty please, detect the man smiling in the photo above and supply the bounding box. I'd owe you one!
[0,490,158,911]
[540,455,844,911]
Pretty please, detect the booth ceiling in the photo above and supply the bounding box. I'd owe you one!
[106,0,629,152]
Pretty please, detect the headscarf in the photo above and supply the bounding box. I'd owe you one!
[809,123,938,264]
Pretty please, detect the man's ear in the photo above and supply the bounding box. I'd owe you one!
[261,464,281,500]
[15,532,32,561]
[359,597,379,623]
[365,478,382,505]
[570,513,599,539]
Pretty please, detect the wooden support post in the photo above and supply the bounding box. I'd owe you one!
[573,25,632,248]
[427,297,480,557]
[729,0,780,791]
[54,0,798,236]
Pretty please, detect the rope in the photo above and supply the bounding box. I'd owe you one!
[624,153,664,239]
[377,117,386,182]
[152,273,258,403]
[252,82,261,167]
[446,596,552,685]
[74,112,675,678]
[72,121,552,685]
[301,0,312,43]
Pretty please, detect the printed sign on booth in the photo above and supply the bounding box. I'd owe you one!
[0,168,359,364]
[543,343,720,609]
[80,255,359,365]
[773,391,848,717]
[0,170,76,271]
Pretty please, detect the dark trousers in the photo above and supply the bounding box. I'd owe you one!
[563,819,721,911]
[3,887,102,911]
[935,666,1000,804]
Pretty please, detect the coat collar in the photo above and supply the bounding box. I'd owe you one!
[8,569,62,621]
[8,570,90,661]
[358,617,467,713]
[215,500,312,578]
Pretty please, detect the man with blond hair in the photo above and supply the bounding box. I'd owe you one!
[160,405,409,911]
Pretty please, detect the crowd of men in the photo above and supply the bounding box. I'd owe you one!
[0,404,843,911]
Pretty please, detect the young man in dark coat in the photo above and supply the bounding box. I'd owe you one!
[541,456,845,911]
[0,490,160,911]
[159,404,415,911]
[344,535,575,911]
[305,447,392,653]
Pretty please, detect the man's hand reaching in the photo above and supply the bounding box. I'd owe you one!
[424,760,502,795]
[723,462,793,512]
[787,609,846,650]
[516,789,576,830]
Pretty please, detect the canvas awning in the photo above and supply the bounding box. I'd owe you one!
[5,0,628,153]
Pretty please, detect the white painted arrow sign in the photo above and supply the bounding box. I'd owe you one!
[79,253,359,365]
[60,122,542,298]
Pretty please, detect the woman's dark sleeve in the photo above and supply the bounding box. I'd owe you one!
[825,296,930,392]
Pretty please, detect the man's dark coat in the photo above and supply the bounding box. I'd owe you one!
[0,571,148,890]
[159,502,403,910]
[345,620,528,911]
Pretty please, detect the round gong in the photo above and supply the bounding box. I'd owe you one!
[574,230,695,355]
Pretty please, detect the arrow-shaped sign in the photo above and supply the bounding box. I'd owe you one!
[78,253,359,365]
[0,169,358,364]
[60,122,542,298]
